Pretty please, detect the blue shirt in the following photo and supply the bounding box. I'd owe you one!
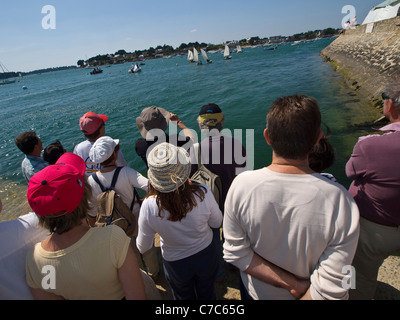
[21,155,48,183]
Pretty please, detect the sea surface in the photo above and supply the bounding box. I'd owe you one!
[0,38,382,222]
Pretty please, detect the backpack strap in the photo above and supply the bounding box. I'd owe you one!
[194,142,205,170]
[94,166,141,211]
[92,173,106,192]
[110,167,123,189]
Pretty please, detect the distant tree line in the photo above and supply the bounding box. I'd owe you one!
[0,66,77,79]
[77,27,341,68]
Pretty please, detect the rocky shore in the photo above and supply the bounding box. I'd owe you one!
[321,16,400,110]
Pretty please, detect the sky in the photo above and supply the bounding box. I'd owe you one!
[0,0,380,72]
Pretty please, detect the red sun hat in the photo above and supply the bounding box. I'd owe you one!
[79,111,109,135]
[27,153,86,218]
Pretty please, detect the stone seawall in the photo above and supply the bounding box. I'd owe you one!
[320,17,400,109]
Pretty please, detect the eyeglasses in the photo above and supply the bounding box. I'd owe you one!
[382,92,392,100]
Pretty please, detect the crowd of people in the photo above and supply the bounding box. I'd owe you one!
[1,82,399,300]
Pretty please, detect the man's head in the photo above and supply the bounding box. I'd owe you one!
[382,82,400,122]
[265,95,322,160]
[89,136,120,166]
[15,131,43,156]
[79,111,108,139]
[136,106,171,139]
[197,103,225,131]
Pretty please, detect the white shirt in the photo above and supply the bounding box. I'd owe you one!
[73,140,128,176]
[87,166,149,218]
[223,168,360,300]
[0,213,49,299]
[136,185,223,261]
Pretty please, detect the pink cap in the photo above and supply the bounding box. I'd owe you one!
[79,111,109,134]
[27,153,86,218]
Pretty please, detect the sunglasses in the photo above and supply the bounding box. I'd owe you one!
[382,92,392,100]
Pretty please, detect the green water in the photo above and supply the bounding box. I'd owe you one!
[0,38,382,221]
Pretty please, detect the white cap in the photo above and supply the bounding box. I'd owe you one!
[89,136,119,163]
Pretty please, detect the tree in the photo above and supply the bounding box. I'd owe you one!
[115,49,127,56]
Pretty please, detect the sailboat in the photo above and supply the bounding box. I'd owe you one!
[128,63,141,73]
[0,62,16,85]
[187,50,194,63]
[193,48,202,65]
[200,49,212,64]
[236,45,242,53]
[224,45,232,60]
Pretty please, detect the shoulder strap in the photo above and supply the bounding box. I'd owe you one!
[113,167,141,210]
[92,173,106,192]
[194,143,205,170]
[110,167,123,189]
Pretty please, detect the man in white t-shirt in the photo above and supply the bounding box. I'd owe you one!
[73,111,127,176]
[223,95,360,300]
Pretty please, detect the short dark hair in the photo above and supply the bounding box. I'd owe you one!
[267,95,321,160]
[15,132,40,155]
[308,137,335,173]
[43,140,66,164]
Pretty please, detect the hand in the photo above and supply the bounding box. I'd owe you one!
[290,278,310,299]
[169,113,180,123]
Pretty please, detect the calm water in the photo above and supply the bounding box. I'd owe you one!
[0,38,382,221]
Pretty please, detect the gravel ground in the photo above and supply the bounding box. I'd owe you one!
[375,256,400,300]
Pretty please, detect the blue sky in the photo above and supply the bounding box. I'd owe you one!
[1,0,379,72]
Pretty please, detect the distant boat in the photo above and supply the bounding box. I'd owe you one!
[201,49,212,64]
[224,45,232,60]
[0,62,16,85]
[0,78,16,86]
[236,45,242,53]
[265,46,278,51]
[187,50,194,63]
[129,64,142,73]
[90,68,103,75]
[193,48,202,65]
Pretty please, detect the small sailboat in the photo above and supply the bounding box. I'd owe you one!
[90,67,103,75]
[0,62,17,85]
[236,45,242,53]
[129,64,141,73]
[193,48,202,65]
[187,50,194,63]
[200,49,212,64]
[224,45,232,60]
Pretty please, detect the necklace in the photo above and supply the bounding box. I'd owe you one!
[269,162,312,174]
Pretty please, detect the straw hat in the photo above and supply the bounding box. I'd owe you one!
[147,142,190,193]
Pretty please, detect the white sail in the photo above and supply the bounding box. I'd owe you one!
[237,45,242,53]
[187,50,194,61]
[193,48,199,62]
[224,45,231,59]
[200,49,209,61]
